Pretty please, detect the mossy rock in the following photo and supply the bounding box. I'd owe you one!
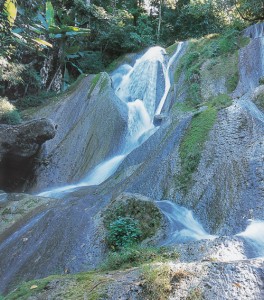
[4,271,110,300]
[103,193,162,241]
[252,85,264,110]
[177,107,217,192]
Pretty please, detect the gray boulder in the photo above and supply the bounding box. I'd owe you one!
[0,118,56,161]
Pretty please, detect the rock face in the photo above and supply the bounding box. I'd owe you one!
[0,118,55,160]
[0,118,55,191]
[95,24,264,236]
[1,25,264,298]
[29,73,128,193]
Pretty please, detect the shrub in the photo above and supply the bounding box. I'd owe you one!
[0,97,21,124]
[103,196,162,243]
[0,109,21,124]
[107,217,142,250]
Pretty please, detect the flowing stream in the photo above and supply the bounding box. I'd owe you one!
[156,200,216,245]
[39,43,184,198]
[157,200,264,258]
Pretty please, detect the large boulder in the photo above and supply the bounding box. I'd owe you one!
[0,118,56,160]
[0,119,56,191]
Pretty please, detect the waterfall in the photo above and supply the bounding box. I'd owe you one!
[156,200,216,245]
[236,220,264,258]
[38,44,183,198]
[155,42,183,115]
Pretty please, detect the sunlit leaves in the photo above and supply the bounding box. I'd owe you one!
[4,0,17,26]
[46,1,55,27]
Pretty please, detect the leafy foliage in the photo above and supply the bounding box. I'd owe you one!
[103,196,162,242]
[107,217,142,250]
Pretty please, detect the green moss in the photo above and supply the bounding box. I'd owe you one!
[101,246,179,271]
[208,93,232,110]
[5,278,52,300]
[173,29,242,107]
[99,73,109,93]
[253,89,264,110]
[166,42,178,56]
[87,73,101,98]
[5,272,110,300]
[172,102,195,113]
[177,108,217,192]
[103,197,162,242]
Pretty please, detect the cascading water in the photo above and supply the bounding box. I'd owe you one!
[38,43,184,198]
[156,200,216,245]
[236,220,264,258]
[157,200,264,258]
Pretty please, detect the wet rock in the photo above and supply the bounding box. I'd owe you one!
[29,74,128,193]
[153,113,167,125]
[0,118,56,161]
[0,118,56,192]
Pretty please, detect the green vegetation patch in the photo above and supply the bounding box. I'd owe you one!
[0,97,21,124]
[166,42,179,56]
[141,264,172,300]
[87,73,101,98]
[5,272,110,300]
[101,246,179,271]
[103,196,162,250]
[253,86,264,110]
[177,107,217,192]
[208,94,232,110]
[107,217,142,249]
[173,29,244,108]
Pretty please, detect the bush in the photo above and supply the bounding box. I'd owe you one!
[0,97,21,124]
[107,217,142,250]
[0,109,21,124]
[103,196,162,243]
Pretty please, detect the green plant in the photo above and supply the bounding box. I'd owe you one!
[101,246,179,271]
[107,217,142,250]
[0,96,21,124]
[141,264,172,300]
[17,90,56,109]
[103,197,162,243]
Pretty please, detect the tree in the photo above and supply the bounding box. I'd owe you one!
[234,0,264,22]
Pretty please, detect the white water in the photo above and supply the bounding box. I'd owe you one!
[157,200,264,258]
[236,220,264,257]
[39,45,182,198]
[156,200,216,245]
[155,42,183,115]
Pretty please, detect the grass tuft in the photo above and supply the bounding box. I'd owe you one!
[100,246,179,271]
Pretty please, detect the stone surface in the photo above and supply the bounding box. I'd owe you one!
[29,73,128,193]
[0,118,55,161]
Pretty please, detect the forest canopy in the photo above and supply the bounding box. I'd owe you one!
[0,0,263,121]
